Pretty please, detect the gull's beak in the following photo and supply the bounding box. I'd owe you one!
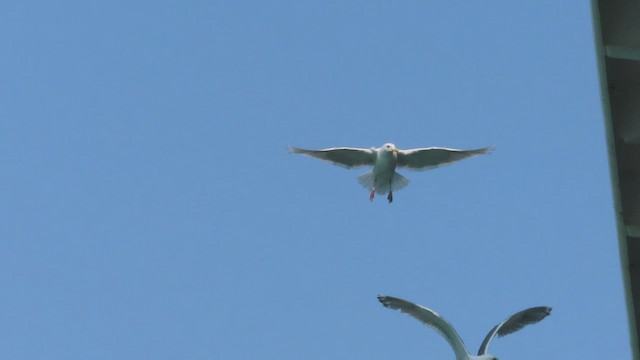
[392,146,399,153]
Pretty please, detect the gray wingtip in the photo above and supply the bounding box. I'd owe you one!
[496,305,553,338]
[377,295,391,307]
[288,146,302,154]
[529,305,553,323]
[533,306,553,316]
[482,146,496,154]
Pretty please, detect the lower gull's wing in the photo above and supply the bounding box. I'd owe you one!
[289,146,376,168]
[378,295,471,360]
[477,306,552,355]
[397,146,493,171]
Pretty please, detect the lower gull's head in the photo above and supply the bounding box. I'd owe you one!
[475,355,497,360]
[381,143,398,153]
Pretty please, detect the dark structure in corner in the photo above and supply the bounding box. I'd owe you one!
[592,1,640,358]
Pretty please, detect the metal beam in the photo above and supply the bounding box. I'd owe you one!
[606,46,640,62]
[591,0,640,358]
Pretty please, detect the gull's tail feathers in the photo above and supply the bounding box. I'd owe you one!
[357,172,375,190]
[391,172,410,192]
[357,172,410,194]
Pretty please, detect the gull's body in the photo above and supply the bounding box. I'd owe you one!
[378,295,551,360]
[290,143,492,203]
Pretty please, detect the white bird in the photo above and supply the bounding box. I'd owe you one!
[289,143,492,203]
[378,295,551,360]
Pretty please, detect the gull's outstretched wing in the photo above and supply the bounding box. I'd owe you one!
[289,146,376,168]
[477,306,552,355]
[378,295,471,360]
[396,146,493,171]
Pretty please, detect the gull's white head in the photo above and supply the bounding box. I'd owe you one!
[475,356,497,360]
[381,143,398,153]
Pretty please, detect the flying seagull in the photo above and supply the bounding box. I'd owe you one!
[289,143,492,203]
[378,295,551,360]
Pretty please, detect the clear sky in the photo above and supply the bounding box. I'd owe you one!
[1,1,629,359]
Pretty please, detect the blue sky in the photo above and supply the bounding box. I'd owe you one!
[1,1,629,359]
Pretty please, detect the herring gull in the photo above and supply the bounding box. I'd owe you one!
[290,143,492,203]
[378,295,551,360]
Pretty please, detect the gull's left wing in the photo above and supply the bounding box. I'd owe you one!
[289,146,376,168]
[397,146,493,171]
[378,295,472,360]
[477,306,552,355]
